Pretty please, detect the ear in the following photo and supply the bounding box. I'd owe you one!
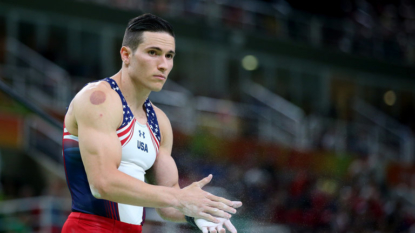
[120,46,132,66]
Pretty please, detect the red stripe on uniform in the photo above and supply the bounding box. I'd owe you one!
[119,131,131,146]
[146,124,159,151]
[120,123,135,146]
[121,123,135,146]
[150,136,158,154]
[63,138,78,143]
[117,119,130,131]
[114,202,120,221]
[108,201,115,219]
[147,122,159,146]
[105,202,109,219]
[146,123,160,147]
[117,119,135,137]
[112,202,117,220]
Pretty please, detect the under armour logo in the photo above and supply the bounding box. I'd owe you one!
[139,130,145,138]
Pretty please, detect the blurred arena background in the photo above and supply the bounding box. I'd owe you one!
[1,0,415,232]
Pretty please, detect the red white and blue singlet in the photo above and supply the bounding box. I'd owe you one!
[62,78,161,225]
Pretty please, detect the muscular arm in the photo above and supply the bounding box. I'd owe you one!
[74,84,180,209]
[148,107,240,222]
[71,83,236,223]
[147,107,185,222]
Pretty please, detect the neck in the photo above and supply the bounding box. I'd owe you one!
[110,70,151,114]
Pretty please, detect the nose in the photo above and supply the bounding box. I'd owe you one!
[157,56,168,72]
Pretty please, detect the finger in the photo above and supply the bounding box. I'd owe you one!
[224,220,237,233]
[197,174,213,188]
[208,226,217,233]
[232,201,243,208]
[209,200,236,214]
[217,224,225,233]
[207,194,234,208]
[206,207,232,219]
[199,212,221,223]
[202,227,208,233]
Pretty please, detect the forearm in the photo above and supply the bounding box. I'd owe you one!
[152,170,185,222]
[156,207,186,222]
[94,169,179,209]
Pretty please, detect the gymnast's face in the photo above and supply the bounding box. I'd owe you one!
[123,31,175,92]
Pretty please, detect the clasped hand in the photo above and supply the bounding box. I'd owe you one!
[195,217,237,233]
[177,174,242,223]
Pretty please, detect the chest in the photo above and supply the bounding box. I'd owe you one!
[118,121,157,171]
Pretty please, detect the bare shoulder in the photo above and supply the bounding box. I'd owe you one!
[72,81,123,130]
[74,81,116,100]
[152,103,171,128]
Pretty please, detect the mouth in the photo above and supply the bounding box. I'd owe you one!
[153,75,166,80]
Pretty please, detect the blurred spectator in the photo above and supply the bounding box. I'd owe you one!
[3,1,415,232]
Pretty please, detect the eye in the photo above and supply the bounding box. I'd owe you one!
[148,50,157,56]
[166,54,174,59]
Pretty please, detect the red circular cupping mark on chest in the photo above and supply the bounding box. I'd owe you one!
[90,91,106,105]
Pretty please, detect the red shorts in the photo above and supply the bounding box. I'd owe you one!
[62,212,143,233]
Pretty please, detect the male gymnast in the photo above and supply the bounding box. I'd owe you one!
[61,13,241,233]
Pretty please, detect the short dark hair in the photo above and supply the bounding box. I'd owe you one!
[122,13,175,52]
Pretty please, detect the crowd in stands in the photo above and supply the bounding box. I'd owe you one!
[75,0,415,64]
[338,0,415,63]
[0,175,69,232]
[2,0,415,232]
[2,128,415,232]
[173,130,415,232]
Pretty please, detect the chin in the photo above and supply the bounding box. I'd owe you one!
[150,85,165,92]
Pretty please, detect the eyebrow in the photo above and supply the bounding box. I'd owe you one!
[147,46,175,55]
